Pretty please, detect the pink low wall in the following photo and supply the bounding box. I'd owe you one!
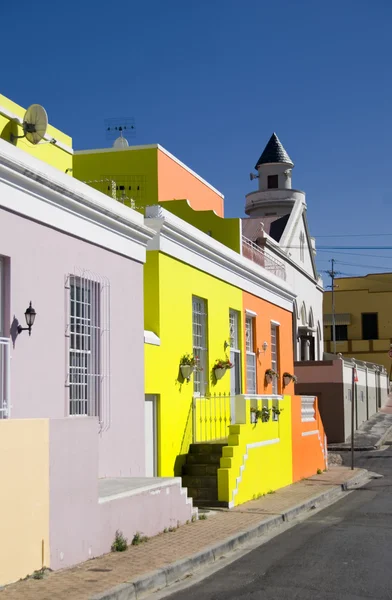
[48,418,193,572]
[97,482,193,554]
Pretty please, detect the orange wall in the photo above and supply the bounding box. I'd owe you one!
[242,292,294,395]
[291,396,327,481]
[158,149,224,217]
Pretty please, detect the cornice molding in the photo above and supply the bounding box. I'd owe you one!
[0,139,155,262]
[145,206,296,311]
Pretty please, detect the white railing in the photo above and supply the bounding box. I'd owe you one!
[0,338,11,419]
[242,236,286,280]
[301,396,316,422]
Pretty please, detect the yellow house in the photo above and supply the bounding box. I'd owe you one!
[324,273,392,375]
[0,94,73,172]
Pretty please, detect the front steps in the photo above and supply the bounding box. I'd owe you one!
[181,443,228,508]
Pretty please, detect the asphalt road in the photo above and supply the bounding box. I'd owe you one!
[166,448,392,600]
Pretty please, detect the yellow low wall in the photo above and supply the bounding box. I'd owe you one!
[0,420,50,586]
[217,397,292,507]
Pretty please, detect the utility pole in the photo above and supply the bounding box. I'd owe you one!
[326,259,340,355]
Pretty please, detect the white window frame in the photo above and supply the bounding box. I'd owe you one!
[246,315,256,394]
[192,296,208,397]
[229,309,241,395]
[66,270,110,427]
[271,322,279,395]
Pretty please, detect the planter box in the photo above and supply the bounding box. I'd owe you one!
[265,374,273,384]
[180,365,194,380]
[283,376,291,387]
[214,367,226,381]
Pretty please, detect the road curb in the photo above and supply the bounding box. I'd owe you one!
[328,421,392,453]
[90,469,369,600]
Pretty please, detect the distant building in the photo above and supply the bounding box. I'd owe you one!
[242,133,324,362]
[324,273,392,377]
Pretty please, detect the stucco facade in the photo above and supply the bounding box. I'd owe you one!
[324,273,392,375]
[295,356,388,443]
[73,144,224,216]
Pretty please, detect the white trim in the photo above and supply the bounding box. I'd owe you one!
[245,309,257,317]
[75,143,224,199]
[243,394,285,400]
[98,477,184,504]
[145,206,296,312]
[270,320,281,326]
[229,438,280,507]
[0,105,73,155]
[301,429,319,437]
[144,330,161,346]
[0,139,155,263]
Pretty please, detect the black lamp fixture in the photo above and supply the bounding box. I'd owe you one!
[17,301,36,336]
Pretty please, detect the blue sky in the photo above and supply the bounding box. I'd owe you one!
[2,0,392,278]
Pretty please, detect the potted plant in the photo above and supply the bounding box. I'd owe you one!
[272,406,284,420]
[179,354,198,382]
[213,357,233,381]
[265,368,278,384]
[250,406,271,423]
[283,372,298,387]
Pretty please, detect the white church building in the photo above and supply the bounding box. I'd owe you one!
[242,133,324,362]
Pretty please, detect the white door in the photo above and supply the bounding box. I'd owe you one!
[145,395,157,477]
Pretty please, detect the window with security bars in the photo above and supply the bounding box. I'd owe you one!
[271,323,280,394]
[229,310,241,395]
[67,272,110,423]
[192,297,208,396]
[246,316,256,394]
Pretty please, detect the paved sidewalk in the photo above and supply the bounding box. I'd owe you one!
[328,411,392,451]
[0,467,368,600]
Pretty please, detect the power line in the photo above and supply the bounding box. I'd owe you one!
[313,233,392,238]
[334,260,392,271]
[316,249,392,259]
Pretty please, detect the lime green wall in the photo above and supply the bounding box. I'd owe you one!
[144,252,243,476]
[162,200,242,253]
[0,94,72,173]
[218,396,293,506]
[73,147,158,211]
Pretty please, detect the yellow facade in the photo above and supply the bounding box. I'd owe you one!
[144,251,243,476]
[324,273,392,373]
[218,397,292,506]
[0,94,72,173]
[73,146,158,209]
[0,419,50,586]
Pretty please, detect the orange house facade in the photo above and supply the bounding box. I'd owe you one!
[242,291,294,397]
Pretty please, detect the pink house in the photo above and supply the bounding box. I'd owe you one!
[0,139,194,586]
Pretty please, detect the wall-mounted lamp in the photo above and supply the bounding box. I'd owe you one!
[17,302,36,336]
[257,341,268,356]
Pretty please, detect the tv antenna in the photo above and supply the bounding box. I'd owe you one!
[10,104,48,145]
[105,117,136,147]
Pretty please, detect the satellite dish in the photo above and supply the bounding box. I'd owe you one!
[10,104,48,145]
[113,135,129,148]
[249,172,259,181]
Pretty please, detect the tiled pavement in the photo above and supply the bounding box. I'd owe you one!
[0,467,364,600]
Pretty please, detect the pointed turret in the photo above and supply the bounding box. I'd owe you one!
[255,133,293,170]
[246,132,305,217]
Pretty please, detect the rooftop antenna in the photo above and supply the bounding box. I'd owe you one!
[105,117,136,148]
[10,104,48,145]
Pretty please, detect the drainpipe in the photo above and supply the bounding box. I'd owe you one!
[365,364,369,420]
